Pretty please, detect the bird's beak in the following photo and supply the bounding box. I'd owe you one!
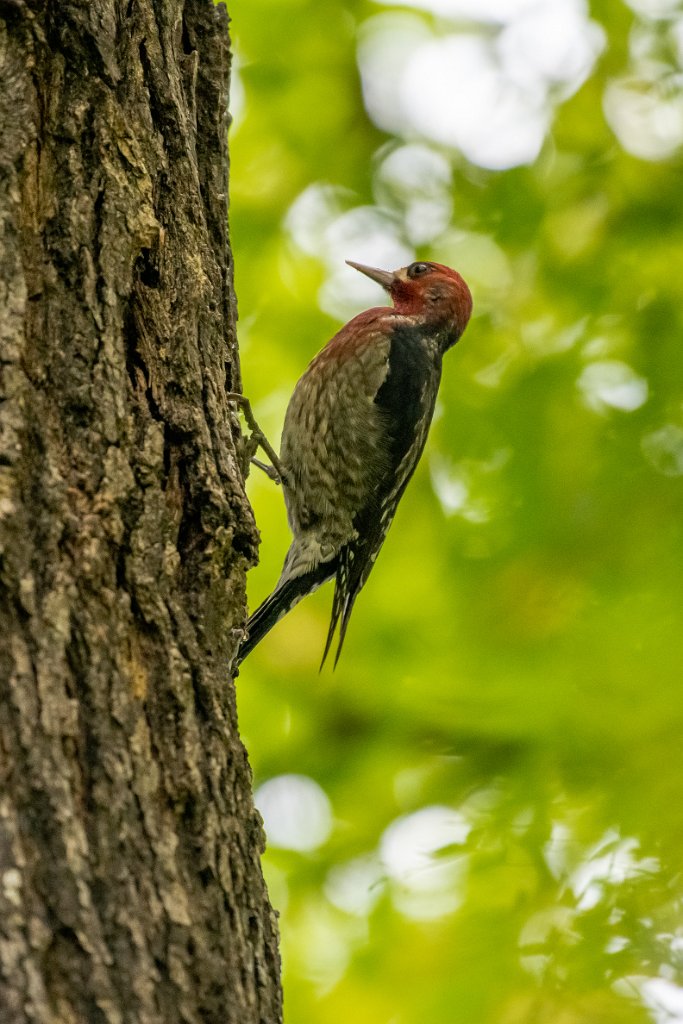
[346,260,396,291]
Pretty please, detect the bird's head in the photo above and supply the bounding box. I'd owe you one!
[347,259,473,344]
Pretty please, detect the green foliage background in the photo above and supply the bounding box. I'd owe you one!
[229,1,683,1020]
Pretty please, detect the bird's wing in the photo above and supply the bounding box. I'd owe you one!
[280,310,396,547]
[374,322,443,516]
[323,321,443,665]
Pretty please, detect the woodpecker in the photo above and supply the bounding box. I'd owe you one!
[236,259,473,667]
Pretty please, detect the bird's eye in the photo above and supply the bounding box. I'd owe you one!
[407,262,431,278]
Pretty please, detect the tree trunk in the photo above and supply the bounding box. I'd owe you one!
[0,2,281,1022]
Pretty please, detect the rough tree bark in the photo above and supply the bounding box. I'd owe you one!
[0,2,281,1022]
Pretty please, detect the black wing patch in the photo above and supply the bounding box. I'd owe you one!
[375,322,436,475]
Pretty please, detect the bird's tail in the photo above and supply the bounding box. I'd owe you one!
[235,559,336,667]
[319,548,362,670]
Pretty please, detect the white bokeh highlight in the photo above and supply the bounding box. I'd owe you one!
[569,832,659,912]
[641,424,683,476]
[577,360,648,414]
[371,0,540,19]
[604,75,683,161]
[256,774,333,852]
[374,144,454,245]
[401,35,549,169]
[359,0,605,169]
[324,854,386,916]
[624,0,683,17]
[641,978,683,1024]
[430,450,510,522]
[380,806,470,920]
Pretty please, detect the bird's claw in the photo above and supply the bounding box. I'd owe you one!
[250,456,282,484]
[227,392,288,485]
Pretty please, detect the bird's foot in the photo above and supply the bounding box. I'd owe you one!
[250,456,282,483]
[226,392,288,486]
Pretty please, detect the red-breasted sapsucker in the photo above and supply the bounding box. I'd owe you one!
[236,259,473,667]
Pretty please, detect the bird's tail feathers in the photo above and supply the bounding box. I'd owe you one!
[320,586,342,670]
[320,551,361,670]
[236,559,336,666]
